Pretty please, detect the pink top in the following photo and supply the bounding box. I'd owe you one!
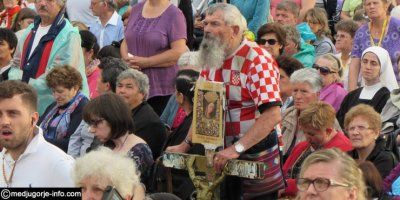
[320,82,347,112]
[270,0,301,18]
[87,67,100,99]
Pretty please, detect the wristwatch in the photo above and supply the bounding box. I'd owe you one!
[234,142,245,154]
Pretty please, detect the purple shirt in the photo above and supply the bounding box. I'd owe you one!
[125,2,187,98]
[320,82,347,112]
[352,17,400,82]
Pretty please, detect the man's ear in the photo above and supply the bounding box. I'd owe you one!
[31,111,39,126]
[231,25,240,37]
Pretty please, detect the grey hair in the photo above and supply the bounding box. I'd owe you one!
[117,69,149,100]
[206,3,248,32]
[316,53,343,77]
[290,68,323,92]
[101,0,117,10]
[73,147,140,198]
[283,25,301,51]
[177,51,200,68]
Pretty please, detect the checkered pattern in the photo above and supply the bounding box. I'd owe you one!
[200,40,281,144]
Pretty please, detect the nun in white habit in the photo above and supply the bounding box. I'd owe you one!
[337,46,399,128]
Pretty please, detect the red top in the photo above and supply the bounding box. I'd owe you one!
[282,131,353,196]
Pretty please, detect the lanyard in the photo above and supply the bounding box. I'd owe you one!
[369,17,389,47]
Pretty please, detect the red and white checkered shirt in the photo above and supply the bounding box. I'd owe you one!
[200,39,281,145]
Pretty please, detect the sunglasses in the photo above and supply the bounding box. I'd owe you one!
[256,38,278,46]
[87,118,104,127]
[313,64,337,75]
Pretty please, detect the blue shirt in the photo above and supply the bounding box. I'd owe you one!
[89,11,124,48]
[230,0,270,35]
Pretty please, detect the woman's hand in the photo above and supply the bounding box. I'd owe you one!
[124,55,150,70]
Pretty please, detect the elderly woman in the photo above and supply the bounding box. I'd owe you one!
[349,0,400,91]
[281,101,352,198]
[73,147,141,200]
[276,56,304,113]
[303,8,336,57]
[121,0,187,116]
[315,54,347,111]
[38,66,89,153]
[345,104,398,179]
[281,68,343,160]
[337,46,397,128]
[282,25,315,68]
[256,22,286,58]
[83,93,154,185]
[296,148,366,200]
[116,69,167,159]
[334,19,359,90]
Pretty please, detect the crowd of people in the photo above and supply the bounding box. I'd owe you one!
[0,0,400,200]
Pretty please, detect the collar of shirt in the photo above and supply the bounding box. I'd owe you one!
[1,126,44,161]
[96,11,119,27]
[0,64,11,75]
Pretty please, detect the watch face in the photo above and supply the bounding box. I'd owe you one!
[235,143,244,153]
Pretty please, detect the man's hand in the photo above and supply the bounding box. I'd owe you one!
[213,146,240,172]
[165,142,191,153]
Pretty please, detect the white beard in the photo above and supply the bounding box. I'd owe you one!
[197,34,227,70]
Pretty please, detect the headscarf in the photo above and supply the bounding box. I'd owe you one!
[361,46,399,92]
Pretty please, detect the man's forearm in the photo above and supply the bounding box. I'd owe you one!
[236,106,281,151]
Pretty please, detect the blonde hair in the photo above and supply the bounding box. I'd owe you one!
[299,148,366,200]
[303,8,331,39]
[298,101,336,130]
[73,147,140,198]
[344,104,382,132]
[316,53,343,77]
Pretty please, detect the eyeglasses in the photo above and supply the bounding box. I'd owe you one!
[297,177,349,192]
[87,118,104,127]
[334,34,350,40]
[256,38,278,46]
[313,64,337,75]
[346,125,372,133]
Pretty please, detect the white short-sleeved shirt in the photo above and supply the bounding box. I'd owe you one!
[0,127,75,187]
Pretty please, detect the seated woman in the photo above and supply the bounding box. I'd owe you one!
[282,68,342,161]
[276,56,304,113]
[83,93,154,182]
[165,69,199,148]
[337,46,398,128]
[314,54,347,111]
[116,69,167,159]
[282,101,352,197]
[345,104,398,179]
[38,66,89,152]
[79,30,100,99]
[256,22,286,58]
[73,147,141,200]
[73,147,180,200]
[296,148,366,200]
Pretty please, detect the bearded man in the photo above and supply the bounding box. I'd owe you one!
[167,3,284,199]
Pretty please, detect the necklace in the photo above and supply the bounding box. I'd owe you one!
[369,17,389,47]
[2,154,17,187]
[114,134,129,151]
